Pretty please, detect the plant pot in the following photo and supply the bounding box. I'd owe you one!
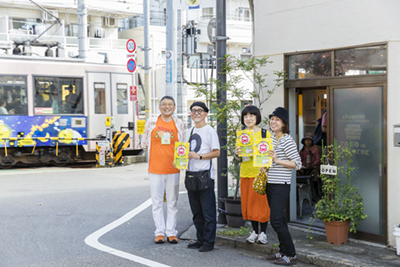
[219,197,245,228]
[393,225,400,256]
[324,220,350,245]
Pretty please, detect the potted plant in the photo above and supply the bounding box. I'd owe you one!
[310,139,367,244]
[193,55,285,227]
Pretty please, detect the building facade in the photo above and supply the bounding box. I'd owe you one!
[253,0,400,246]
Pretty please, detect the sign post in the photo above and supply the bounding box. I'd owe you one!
[126,39,137,73]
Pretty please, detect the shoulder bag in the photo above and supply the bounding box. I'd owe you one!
[184,127,213,191]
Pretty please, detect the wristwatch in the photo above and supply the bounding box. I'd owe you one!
[199,154,202,160]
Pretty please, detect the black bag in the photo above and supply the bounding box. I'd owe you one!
[184,127,213,191]
[314,111,327,146]
[185,164,213,191]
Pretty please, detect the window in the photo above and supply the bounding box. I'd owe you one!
[34,77,83,114]
[202,8,214,19]
[0,75,28,115]
[94,82,106,114]
[64,24,79,37]
[287,45,387,80]
[288,52,332,79]
[10,17,46,35]
[117,83,128,114]
[335,45,386,76]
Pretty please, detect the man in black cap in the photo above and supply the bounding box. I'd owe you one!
[186,101,220,252]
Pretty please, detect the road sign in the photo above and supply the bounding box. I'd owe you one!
[137,120,145,135]
[126,39,136,53]
[105,117,111,127]
[127,58,136,73]
[130,86,137,101]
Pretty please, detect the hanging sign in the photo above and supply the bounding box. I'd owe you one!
[320,165,338,175]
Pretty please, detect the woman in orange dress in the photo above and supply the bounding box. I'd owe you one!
[235,105,270,244]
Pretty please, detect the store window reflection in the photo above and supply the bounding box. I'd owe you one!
[288,52,332,79]
[334,46,387,76]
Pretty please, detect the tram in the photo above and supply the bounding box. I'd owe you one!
[0,55,142,168]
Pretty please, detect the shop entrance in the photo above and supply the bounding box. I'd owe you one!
[290,85,386,242]
[294,88,327,227]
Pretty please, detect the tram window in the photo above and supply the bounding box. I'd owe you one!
[94,82,106,114]
[34,77,83,115]
[117,83,128,114]
[0,75,28,115]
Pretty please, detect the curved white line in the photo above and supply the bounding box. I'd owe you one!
[85,198,171,267]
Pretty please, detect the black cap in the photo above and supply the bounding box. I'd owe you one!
[269,107,288,124]
[190,101,209,113]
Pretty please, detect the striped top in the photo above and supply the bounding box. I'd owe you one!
[267,134,302,184]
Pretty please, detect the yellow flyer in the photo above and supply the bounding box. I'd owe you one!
[174,142,189,170]
[236,130,254,157]
[253,137,273,167]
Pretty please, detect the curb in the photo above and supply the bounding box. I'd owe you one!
[215,235,367,267]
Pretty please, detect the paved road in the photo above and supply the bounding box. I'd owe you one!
[0,163,312,267]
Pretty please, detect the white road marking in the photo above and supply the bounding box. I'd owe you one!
[85,192,187,267]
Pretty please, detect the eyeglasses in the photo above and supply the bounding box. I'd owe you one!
[190,109,204,114]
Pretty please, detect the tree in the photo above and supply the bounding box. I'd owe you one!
[193,55,285,200]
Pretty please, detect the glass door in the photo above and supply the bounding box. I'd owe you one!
[332,86,385,238]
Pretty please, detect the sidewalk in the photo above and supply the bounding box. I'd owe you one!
[180,223,400,267]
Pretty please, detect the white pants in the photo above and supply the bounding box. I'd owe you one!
[148,172,180,237]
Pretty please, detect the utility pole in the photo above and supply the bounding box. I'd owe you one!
[77,0,88,60]
[143,0,151,120]
[165,0,174,97]
[216,0,228,225]
[177,10,183,119]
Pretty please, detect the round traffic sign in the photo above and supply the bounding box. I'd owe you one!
[127,58,136,73]
[126,39,136,53]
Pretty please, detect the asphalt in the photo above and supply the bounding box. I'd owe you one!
[180,222,400,267]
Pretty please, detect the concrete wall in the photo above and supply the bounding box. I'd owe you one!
[254,0,400,246]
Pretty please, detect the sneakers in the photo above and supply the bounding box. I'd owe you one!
[257,232,268,244]
[199,244,214,252]
[273,255,297,265]
[266,252,283,261]
[246,231,258,244]
[167,236,178,244]
[155,235,165,244]
[187,241,202,249]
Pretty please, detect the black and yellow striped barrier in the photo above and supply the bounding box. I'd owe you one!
[112,132,130,165]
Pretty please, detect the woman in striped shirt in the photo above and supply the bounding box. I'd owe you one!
[265,107,302,266]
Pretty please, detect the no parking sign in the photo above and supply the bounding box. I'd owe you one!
[127,58,136,73]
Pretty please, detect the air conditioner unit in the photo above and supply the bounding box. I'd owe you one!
[242,47,251,54]
[102,17,118,28]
